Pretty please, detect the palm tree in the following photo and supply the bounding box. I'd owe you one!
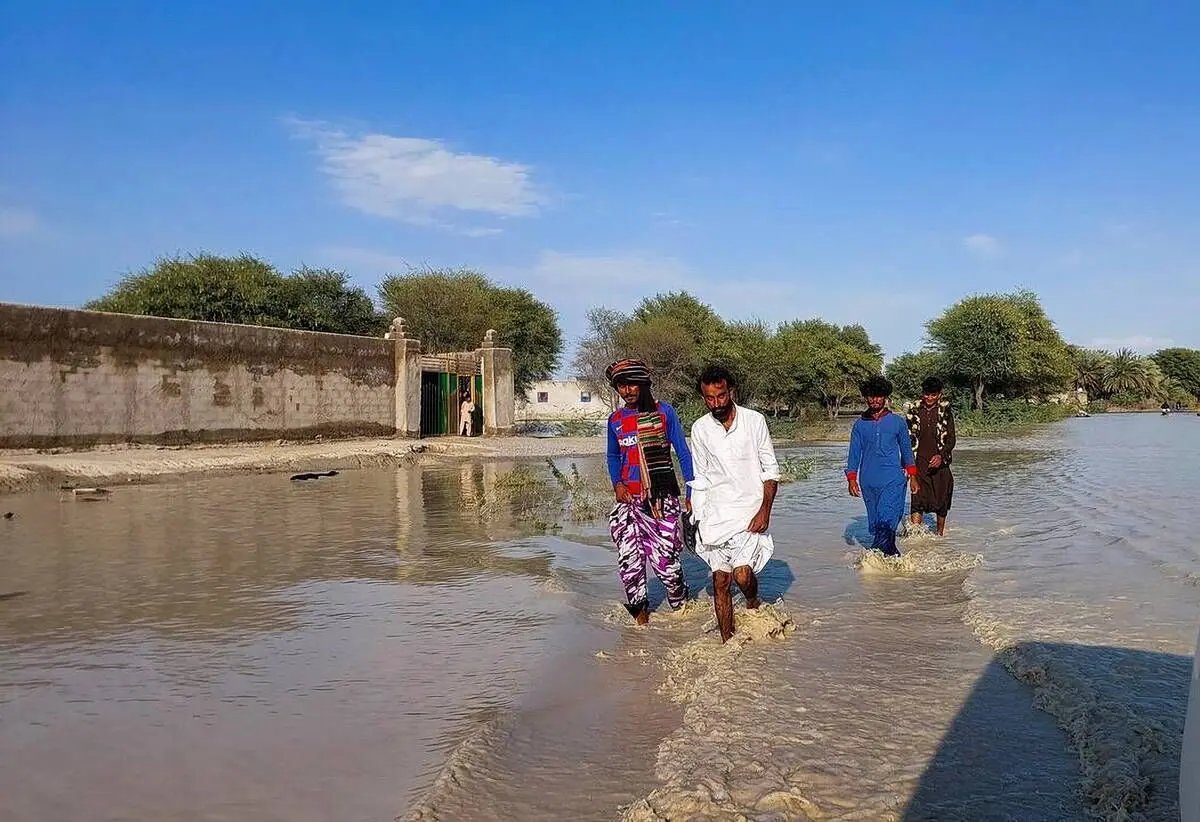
[1159,375,1188,405]
[1142,359,1165,399]
[1070,347,1111,398]
[1104,348,1152,396]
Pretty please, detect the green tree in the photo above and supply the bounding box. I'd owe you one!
[571,294,886,417]
[614,316,697,406]
[85,253,383,335]
[706,319,774,406]
[1004,290,1073,398]
[771,319,882,418]
[886,351,946,403]
[632,291,725,355]
[1152,347,1200,400]
[926,294,1029,410]
[1160,376,1193,407]
[490,287,563,394]
[837,324,884,363]
[1068,346,1112,400]
[378,266,562,394]
[570,307,628,410]
[1103,348,1153,396]
[280,267,387,335]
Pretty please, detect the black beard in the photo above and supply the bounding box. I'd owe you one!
[712,403,734,421]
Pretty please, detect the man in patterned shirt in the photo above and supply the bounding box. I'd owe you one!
[605,359,694,625]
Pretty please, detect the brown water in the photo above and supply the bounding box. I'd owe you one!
[2,414,1198,821]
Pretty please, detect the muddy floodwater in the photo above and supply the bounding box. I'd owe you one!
[1,413,1197,821]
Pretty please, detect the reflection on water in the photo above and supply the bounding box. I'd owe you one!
[0,463,611,822]
[2,415,1198,822]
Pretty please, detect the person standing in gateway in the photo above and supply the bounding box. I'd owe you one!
[459,391,475,437]
[905,376,957,535]
[688,365,780,643]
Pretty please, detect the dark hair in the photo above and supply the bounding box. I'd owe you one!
[921,376,944,394]
[860,375,893,398]
[636,385,658,413]
[697,364,737,393]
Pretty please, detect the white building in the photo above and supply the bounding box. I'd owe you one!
[517,379,612,420]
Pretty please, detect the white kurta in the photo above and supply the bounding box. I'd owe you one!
[688,405,780,573]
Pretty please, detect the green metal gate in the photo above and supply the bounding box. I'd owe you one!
[420,370,484,437]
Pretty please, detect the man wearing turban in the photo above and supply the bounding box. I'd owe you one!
[604,359,695,624]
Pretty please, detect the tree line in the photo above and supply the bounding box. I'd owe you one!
[82,253,1199,412]
[887,290,1200,410]
[571,292,883,418]
[84,254,561,393]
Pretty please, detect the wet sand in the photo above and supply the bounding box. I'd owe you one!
[0,435,608,494]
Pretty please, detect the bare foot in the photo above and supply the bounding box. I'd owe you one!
[634,608,649,625]
[745,598,762,610]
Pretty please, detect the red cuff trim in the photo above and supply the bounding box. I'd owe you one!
[904,465,918,477]
[846,471,858,481]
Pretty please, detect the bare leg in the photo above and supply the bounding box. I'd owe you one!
[936,514,947,536]
[713,570,734,642]
[733,565,760,609]
[634,605,649,625]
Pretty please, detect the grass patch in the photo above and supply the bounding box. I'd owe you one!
[515,419,605,437]
[766,416,846,442]
[778,456,816,483]
[470,459,610,532]
[954,399,1073,437]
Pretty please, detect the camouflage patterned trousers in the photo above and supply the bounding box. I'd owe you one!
[609,495,688,614]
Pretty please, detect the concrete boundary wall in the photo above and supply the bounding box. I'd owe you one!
[0,303,513,448]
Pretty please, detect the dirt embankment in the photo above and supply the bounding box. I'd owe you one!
[0,436,608,495]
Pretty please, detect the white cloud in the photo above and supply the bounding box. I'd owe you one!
[524,251,691,290]
[1088,335,1173,353]
[288,118,545,231]
[0,206,38,237]
[962,233,1000,255]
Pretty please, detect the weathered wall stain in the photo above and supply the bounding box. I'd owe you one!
[159,376,182,397]
[0,303,398,447]
[212,380,233,407]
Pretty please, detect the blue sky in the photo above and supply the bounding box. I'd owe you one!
[2,1,1198,367]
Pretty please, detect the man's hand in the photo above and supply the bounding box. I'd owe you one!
[614,483,634,505]
[929,455,943,469]
[748,506,770,534]
[908,475,920,495]
[847,477,861,498]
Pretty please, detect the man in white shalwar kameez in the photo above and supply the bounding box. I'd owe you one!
[688,365,780,642]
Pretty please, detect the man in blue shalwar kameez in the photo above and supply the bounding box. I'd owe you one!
[845,376,918,556]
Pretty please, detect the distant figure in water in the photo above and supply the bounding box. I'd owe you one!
[459,392,475,436]
[605,359,694,625]
[1162,402,1171,416]
[689,365,780,643]
[846,375,918,557]
[905,376,957,536]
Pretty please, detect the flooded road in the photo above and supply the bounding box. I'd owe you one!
[2,413,1197,821]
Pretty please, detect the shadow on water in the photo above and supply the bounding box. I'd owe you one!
[903,642,1191,822]
[641,553,797,612]
[843,515,872,548]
